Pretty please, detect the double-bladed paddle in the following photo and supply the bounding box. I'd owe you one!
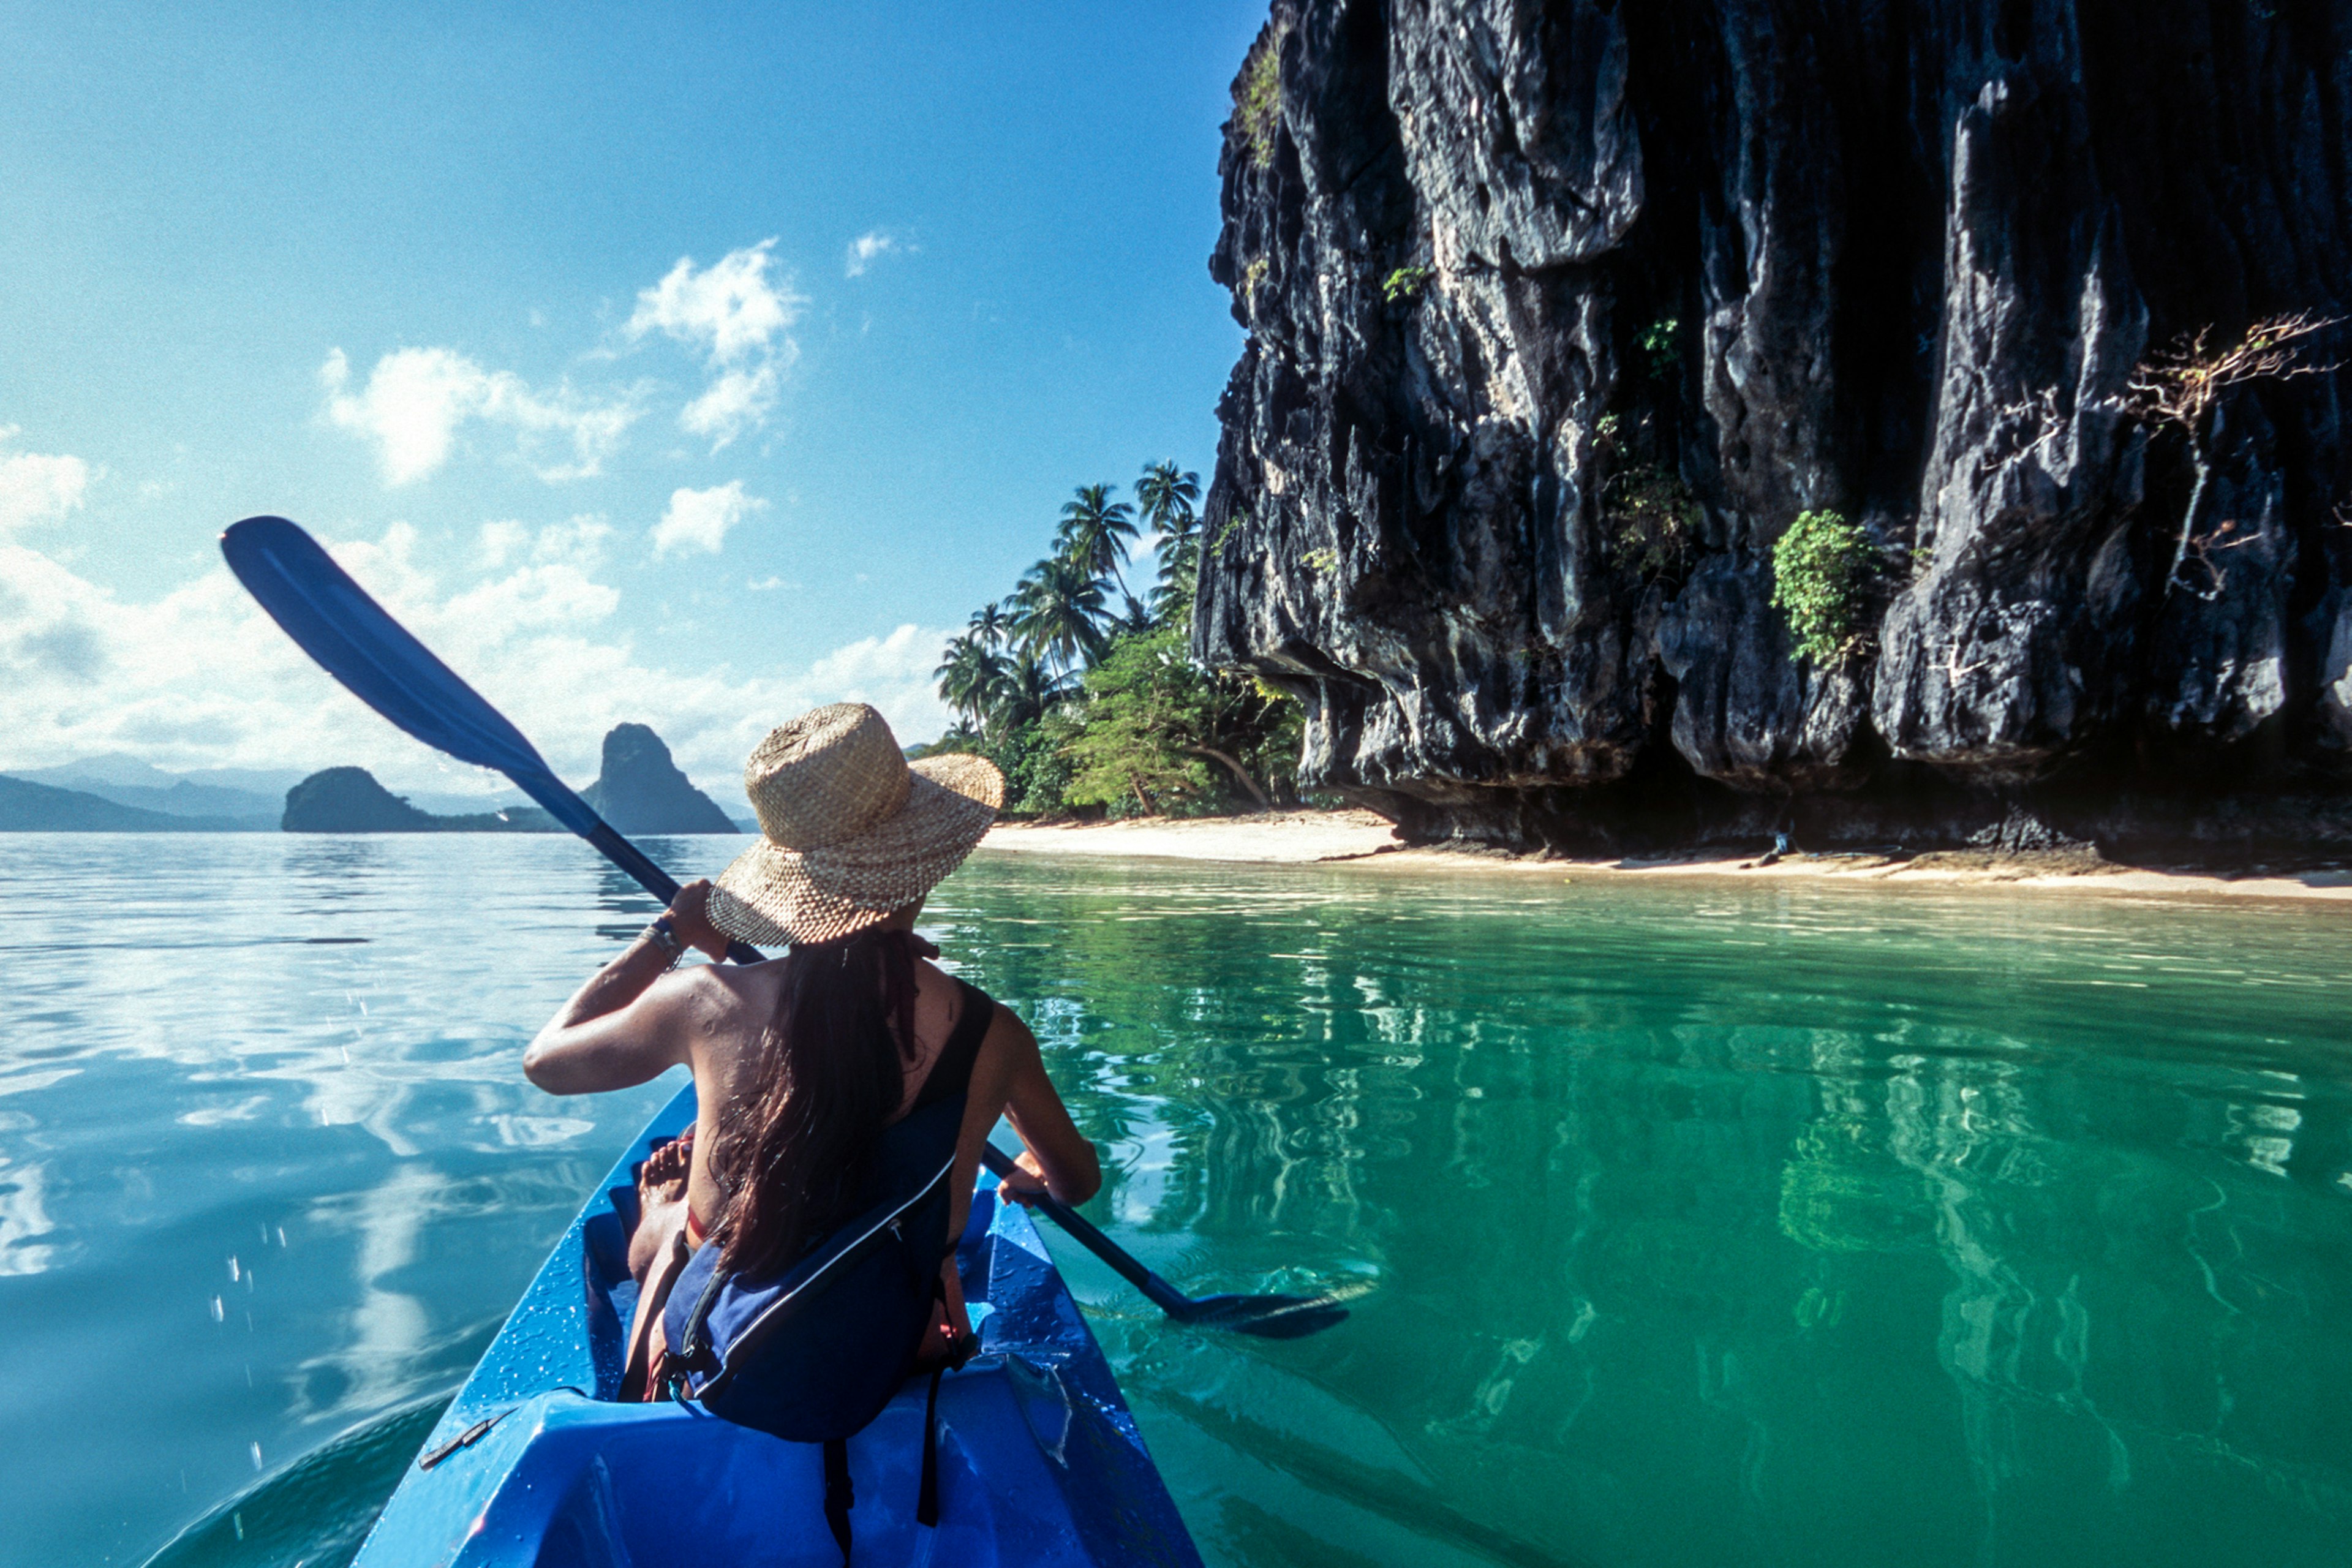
[221,513,1346,1340]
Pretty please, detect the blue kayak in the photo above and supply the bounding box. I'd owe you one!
[356,1085,1203,1567]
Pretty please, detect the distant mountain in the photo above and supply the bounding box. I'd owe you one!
[401,788,537,818]
[173,766,311,797]
[0,775,269,832]
[44,777,282,822]
[12,756,307,805]
[579,723,736,834]
[282,768,564,833]
[10,755,185,790]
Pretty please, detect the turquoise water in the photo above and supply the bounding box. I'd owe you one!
[3,837,2349,1567]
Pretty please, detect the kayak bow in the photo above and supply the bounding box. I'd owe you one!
[356,1086,1202,1567]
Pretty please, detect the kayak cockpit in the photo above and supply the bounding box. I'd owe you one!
[355,1085,1198,1567]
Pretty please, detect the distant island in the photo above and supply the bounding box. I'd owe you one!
[283,725,740,833]
[3,723,750,834]
[578,722,739,834]
[280,767,562,832]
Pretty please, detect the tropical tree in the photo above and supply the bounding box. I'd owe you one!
[1062,624,1297,814]
[933,634,1007,727]
[1009,552,1111,671]
[921,718,984,755]
[986,650,1074,733]
[966,600,1012,648]
[1134,462,1200,541]
[1112,591,1156,638]
[1056,483,1140,597]
[1151,525,1202,630]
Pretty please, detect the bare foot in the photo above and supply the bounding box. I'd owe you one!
[638,1134,692,1203]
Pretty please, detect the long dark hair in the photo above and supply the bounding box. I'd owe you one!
[707,928,921,1277]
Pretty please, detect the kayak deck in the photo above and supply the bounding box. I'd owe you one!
[357,1085,1201,1567]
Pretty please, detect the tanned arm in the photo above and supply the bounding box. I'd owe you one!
[988,1009,1103,1206]
[523,879,733,1095]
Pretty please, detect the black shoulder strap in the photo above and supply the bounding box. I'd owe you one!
[822,1437,853,1562]
[911,979,995,1112]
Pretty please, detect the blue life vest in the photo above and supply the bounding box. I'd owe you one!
[660,979,992,1561]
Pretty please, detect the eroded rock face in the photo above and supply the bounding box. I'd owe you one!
[1198,0,2352,859]
[581,723,739,835]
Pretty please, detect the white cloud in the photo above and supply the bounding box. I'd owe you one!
[0,516,957,792]
[844,230,907,278]
[628,239,804,364]
[652,481,766,559]
[627,241,805,451]
[679,363,785,450]
[322,347,638,486]
[0,429,91,538]
[805,623,946,695]
[478,514,612,571]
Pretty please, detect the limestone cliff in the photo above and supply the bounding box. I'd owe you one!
[1199,0,2352,860]
[579,723,739,835]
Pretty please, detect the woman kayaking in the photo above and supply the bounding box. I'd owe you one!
[521,701,1102,1403]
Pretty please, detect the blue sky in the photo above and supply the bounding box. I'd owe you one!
[0,1,1261,797]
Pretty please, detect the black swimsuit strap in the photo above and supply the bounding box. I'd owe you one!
[910,979,995,1111]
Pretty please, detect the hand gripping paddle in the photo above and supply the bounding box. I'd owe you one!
[223,513,1346,1338]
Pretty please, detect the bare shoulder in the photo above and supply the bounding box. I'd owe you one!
[974,989,1038,1080]
[663,957,775,1033]
[982,997,1036,1052]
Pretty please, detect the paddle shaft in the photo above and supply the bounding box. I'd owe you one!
[979,1143,1197,1319]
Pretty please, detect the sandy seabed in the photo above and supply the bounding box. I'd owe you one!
[980,811,2352,905]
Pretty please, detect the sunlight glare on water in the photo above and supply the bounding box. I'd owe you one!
[1,835,2348,1567]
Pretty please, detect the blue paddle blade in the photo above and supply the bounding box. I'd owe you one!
[222,514,761,960]
[221,515,599,836]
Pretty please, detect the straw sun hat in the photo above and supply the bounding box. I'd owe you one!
[706,703,1004,947]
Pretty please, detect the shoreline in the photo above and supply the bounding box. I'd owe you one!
[978,813,2352,904]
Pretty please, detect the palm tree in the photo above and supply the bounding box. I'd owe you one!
[1151,527,1202,629]
[966,601,1012,649]
[929,718,984,752]
[986,652,1072,733]
[1137,464,1204,630]
[1135,462,1200,543]
[1055,483,1140,597]
[933,634,1006,726]
[1010,553,1110,671]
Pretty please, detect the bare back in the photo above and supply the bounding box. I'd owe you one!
[675,954,1034,1248]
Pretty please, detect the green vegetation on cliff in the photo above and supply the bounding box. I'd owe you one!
[1771,510,1882,668]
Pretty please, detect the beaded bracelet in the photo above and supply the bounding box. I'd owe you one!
[643,914,684,965]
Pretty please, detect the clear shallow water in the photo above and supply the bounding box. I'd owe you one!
[3,836,2349,1567]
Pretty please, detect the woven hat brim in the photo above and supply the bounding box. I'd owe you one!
[707,752,1004,946]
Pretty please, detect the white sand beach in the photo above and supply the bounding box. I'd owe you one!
[980,812,2352,903]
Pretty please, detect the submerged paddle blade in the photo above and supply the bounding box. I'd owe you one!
[221,516,597,836]
[1177,1292,1351,1340]
[981,1143,1352,1339]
